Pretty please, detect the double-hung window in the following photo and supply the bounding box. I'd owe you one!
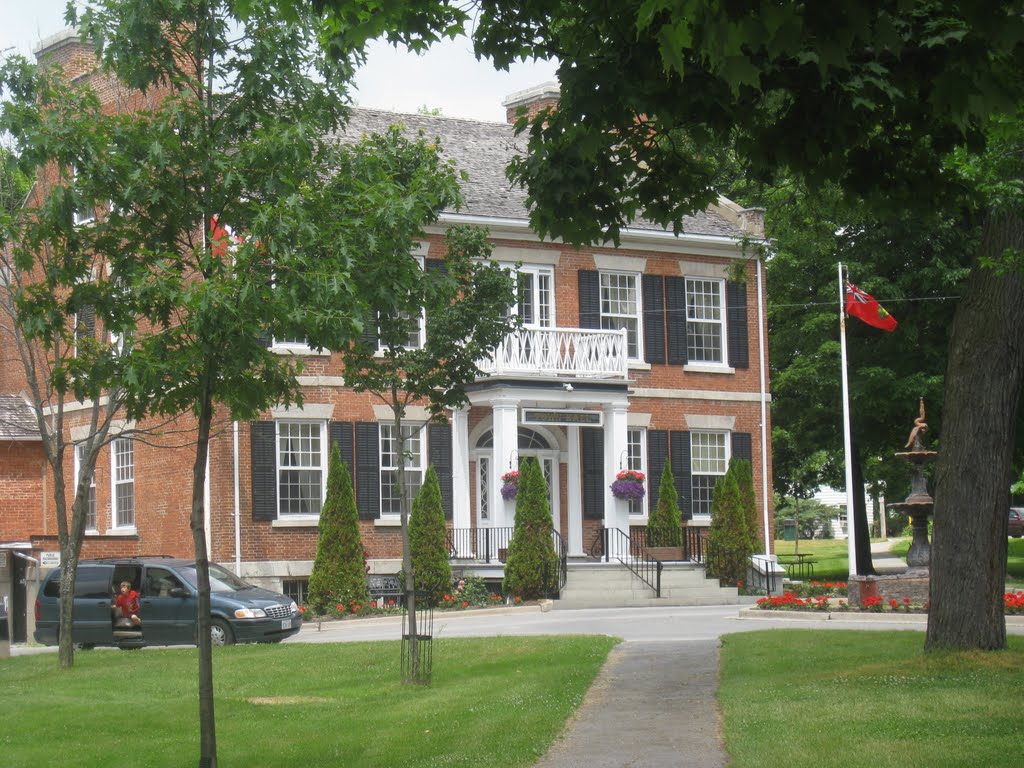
[277,421,326,516]
[685,278,725,364]
[690,431,729,518]
[380,423,425,517]
[74,442,98,531]
[112,437,135,528]
[626,427,646,517]
[600,271,642,359]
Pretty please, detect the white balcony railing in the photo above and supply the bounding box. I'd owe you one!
[477,327,629,380]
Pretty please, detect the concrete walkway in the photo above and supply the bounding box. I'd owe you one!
[532,639,726,768]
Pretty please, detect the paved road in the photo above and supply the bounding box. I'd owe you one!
[285,602,1024,645]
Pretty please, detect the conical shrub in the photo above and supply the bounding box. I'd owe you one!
[307,446,369,613]
[647,463,682,546]
[409,465,452,605]
[502,457,559,599]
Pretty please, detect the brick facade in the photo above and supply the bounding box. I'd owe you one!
[2,31,776,596]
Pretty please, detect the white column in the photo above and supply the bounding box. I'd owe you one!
[603,402,629,557]
[566,426,584,556]
[491,399,519,532]
[451,407,471,554]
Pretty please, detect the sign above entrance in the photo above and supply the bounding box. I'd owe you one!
[521,409,603,427]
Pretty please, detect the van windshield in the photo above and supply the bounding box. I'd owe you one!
[179,564,255,592]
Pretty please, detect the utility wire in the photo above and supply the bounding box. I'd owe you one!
[771,295,960,309]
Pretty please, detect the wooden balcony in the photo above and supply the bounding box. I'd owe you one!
[477,327,629,380]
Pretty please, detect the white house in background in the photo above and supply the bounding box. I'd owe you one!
[813,487,884,538]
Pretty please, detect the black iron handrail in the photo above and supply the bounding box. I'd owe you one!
[599,527,663,597]
[626,525,709,564]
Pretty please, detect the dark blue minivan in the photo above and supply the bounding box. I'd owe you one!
[34,557,302,648]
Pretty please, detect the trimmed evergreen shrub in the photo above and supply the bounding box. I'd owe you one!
[502,457,559,599]
[409,465,452,606]
[706,459,754,585]
[647,463,682,546]
[732,459,761,554]
[307,447,369,613]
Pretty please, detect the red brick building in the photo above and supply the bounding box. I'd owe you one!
[1,33,773,617]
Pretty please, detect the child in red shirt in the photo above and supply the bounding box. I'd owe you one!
[113,581,141,626]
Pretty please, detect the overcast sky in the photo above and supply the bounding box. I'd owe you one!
[2,0,558,122]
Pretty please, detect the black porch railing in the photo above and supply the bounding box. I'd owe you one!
[626,525,709,564]
[446,526,568,598]
[588,527,663,597]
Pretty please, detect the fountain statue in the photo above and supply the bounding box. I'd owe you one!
[889,399,936,570]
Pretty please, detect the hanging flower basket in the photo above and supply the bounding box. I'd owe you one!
[501,470,520,500]
[611,469,646,500]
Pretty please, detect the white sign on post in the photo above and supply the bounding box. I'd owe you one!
[40,551,61,568]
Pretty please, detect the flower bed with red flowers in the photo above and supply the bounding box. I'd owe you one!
[756,589,1024,614]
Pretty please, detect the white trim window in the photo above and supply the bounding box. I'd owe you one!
[74,442,98,531]
[112,437,135,528]
[380,423,425,517]
[379,247,428,352]
[71,165,96,227]
[276,421,326,516]
[685,278,726,364]
[600,271,642,359]
[513,265,554,328]
[626,427,647,518]
[691,431,729,518]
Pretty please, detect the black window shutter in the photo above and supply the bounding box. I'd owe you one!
[670,430,692,520]
[76,304,96,343]
[355,422,380,520]
[428,423,454,519]
[578,270,601,329]
[665,276,688,366]
[647,430,668,516]
[425,259,447,340]
[642,274,666,364]
[731,431,753,463]
[250,421,277,521]
[581,427,605,520]
[726,281,749,369]
[329,421,355,483]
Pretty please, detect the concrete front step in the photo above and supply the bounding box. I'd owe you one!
[555,561,741,609]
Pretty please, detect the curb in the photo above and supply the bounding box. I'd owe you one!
[738,607,1024,626]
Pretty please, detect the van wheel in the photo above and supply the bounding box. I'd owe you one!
[210,619,234,646]
[75,643,95,651]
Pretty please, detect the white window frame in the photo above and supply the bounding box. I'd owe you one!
[276,420,327,517]
[111,437,135,529]
[379,422,426,518]
[71,165,96,227]
[74,442,98,532]
[378,246,428,353]
[685,277,727,365]
[511,264,555,328]
[690,430,729,519]
[626,427,647,518]
[599,270,643,360]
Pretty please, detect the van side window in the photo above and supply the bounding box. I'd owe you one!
[145,567,184,597]
[76,565,116,598]
[111,565,142,593]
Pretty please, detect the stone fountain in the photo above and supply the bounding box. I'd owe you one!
[847,399,934,607]
[889,399,936,571]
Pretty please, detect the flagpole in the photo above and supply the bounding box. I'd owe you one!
[838,263,858,577]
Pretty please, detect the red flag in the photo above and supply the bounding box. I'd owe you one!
[845,281,897,331]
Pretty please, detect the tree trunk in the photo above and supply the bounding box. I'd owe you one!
[926,212,1024,651]
[192,390,218,766]
[850,447,875,575]
[393,398,420,683]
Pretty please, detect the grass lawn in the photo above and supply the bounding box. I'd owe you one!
[1,635,617,768]
[719,629,1024,768]
[773,537,852,580]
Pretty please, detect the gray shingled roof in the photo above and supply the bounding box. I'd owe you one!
[336,108,744,239]
[0,395,39,440]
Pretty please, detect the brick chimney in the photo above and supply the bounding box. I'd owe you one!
[33,28,97,80]
[502,81,560,124]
